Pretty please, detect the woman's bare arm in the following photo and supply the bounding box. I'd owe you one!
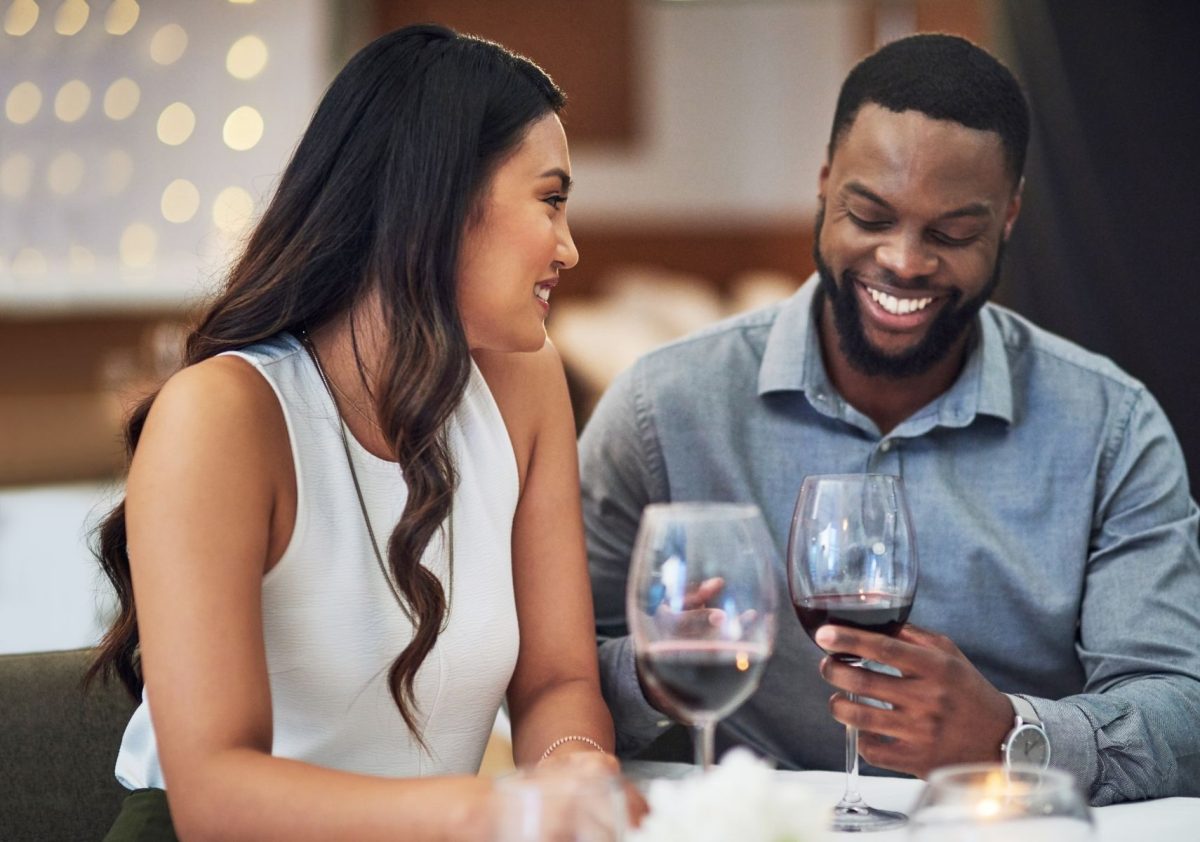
[475,342,615,767]
[125,357,491,842]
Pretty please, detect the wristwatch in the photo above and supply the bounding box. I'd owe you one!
[1001,693,1050,769]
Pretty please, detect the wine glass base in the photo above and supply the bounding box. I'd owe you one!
[830,805,907,832]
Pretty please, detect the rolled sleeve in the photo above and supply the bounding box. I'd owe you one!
[1066,388,1200,802]
[1022,696,1101,796]
[598,635,673,754]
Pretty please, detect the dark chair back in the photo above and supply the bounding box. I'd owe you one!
[0,648,136,842]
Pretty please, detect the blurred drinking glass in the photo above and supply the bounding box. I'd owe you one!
[627,503,778,770]
[493,767,627,842]
[909,764,1094,842]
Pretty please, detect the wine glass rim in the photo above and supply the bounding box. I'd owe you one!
[641,501,763,519]
[802,473,903,483]
[925,762,1075,790]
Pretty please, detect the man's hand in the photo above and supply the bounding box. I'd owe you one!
[814,623,1014,779]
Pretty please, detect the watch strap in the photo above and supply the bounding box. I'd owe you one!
[1005,693,1043,727]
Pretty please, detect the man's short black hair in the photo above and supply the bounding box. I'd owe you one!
[830,33,1030,184]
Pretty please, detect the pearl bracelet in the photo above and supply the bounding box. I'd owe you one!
[538,734,607,762]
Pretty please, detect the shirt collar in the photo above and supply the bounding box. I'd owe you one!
[758,274,1014,426]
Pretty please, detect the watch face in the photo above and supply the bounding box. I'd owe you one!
[1010,725,1050,766]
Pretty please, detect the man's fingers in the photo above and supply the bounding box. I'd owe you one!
[820,657,906,700]
[681,576,725,609]
[814,625,923,670]
[828,692,908,739]
[819,656,950,711]
[895,623,958,654]
[857,733,921,776]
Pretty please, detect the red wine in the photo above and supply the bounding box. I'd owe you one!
[638,641,769,721]
[793,593,911,662]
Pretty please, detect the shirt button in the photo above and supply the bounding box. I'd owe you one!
[879,440,893,453]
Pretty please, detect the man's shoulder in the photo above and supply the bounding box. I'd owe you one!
[984,303,1145,396]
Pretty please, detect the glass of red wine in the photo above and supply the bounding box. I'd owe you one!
[788,474,918,832]
[627,503,778,770]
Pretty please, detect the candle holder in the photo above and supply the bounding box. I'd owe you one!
[908,763,1093,841]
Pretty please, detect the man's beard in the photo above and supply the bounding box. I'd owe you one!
[813,207,1003,380]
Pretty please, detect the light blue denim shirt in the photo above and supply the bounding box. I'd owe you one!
[580,276,1200,805]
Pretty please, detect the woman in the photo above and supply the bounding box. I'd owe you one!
[89,24,619,840]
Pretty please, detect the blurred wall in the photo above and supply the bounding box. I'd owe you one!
[998,0,1200,493]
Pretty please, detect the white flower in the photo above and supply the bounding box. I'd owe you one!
[629,749,826,842]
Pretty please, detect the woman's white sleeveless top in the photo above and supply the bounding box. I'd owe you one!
[114,333,520,788]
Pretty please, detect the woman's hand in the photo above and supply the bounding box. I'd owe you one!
[534,750,648,829]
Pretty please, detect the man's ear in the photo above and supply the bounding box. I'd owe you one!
[1002,176,1025,241]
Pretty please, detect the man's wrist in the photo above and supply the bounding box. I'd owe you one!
[1001,693,1051,768]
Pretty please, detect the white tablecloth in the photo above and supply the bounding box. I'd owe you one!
[624,761,1200,841]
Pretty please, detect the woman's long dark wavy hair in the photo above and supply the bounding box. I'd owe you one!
[86,24,565,737]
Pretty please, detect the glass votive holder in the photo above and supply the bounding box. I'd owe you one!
[908,763,1094,842]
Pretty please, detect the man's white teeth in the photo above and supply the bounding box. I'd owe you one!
[868,287,932,315]
[535,285,550,302]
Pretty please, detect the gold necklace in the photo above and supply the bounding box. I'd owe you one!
[331,374,384,432]
[307,337,384,433]
[297,328,455,631]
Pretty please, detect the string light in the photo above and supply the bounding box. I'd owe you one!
[3,0,39,36]
[6,82,43,125]
[53,0,88,35]
[103,0,137,35]
[102,77,140,120]
[3,0,300,295]
[157,102,196,146]
[149,22,188,65]
[212,185,254,234]
[161,178,200,223]
[54,79,91,123]
[119,222,156,267]
[226,35,268,80]
[47,151,85,194]
[222,105,263,151]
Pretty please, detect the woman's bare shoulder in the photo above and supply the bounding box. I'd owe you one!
[134,354,290,477]
[149,355,279,429]
[472,342,574,476]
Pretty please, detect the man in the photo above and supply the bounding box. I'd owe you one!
[579,34,1200,805]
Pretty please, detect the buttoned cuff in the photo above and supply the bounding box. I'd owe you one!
[598,635,673,756]
[1024,696,1100,796]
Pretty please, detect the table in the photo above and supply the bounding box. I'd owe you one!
[624,761,1200,841]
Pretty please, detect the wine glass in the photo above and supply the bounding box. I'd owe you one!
[627,502,778,770]
[909,764,1095,841]
[787,474,918,832]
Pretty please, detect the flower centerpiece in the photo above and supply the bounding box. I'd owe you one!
[630,749,825,842]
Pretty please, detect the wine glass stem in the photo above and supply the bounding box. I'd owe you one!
[839,692,865,809]
[693,720,716,770]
